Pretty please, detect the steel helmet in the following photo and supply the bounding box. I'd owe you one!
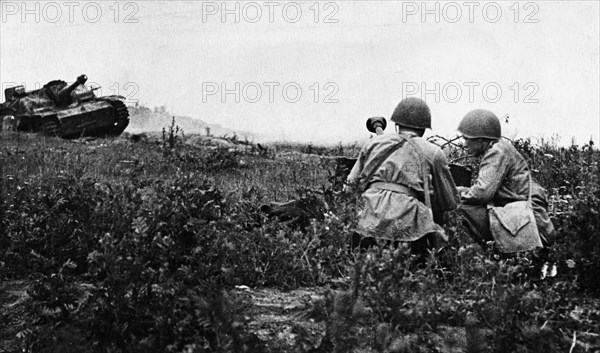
[458,109,501,139]
[391,97,432,129]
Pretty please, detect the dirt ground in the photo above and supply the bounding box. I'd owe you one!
[0,280,28,353]
[0,280,332,352]
[234,286,330,352]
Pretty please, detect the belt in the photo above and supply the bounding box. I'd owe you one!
[369,182,419,199]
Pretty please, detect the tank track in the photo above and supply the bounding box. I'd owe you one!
[108,100,129,136]
[41,117,60,137]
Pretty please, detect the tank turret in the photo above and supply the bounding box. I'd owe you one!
[44,74,88,107]
[55,74,88,107]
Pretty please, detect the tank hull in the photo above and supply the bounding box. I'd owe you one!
[55,99,129,138]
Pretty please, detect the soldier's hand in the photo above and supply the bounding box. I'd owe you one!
[342,184,350,194]
[342,180,360,195]
[456,186,469,197]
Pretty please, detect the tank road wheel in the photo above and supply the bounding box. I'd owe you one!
[41,117,60,137]
[108,101,130,136]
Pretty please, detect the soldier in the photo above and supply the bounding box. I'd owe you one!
[2,116,16,132]
[456,109,556,249]
[347,98,459,255]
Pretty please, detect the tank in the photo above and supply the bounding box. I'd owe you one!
[0,74,129,138]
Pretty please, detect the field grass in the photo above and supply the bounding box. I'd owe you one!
[1,128,599,353]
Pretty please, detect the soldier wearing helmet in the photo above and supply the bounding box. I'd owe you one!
[456,109,556,248]
[347,98,459,256]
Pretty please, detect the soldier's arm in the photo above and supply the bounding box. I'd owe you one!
[461,147,508,204]
[345,145,367,192]
[431,150,459,212]
[346,155,362,184]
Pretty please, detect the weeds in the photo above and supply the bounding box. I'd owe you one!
[162,116,184,152]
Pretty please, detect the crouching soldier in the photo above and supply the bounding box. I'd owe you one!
[456,109,556,252]
[347,98,459,256]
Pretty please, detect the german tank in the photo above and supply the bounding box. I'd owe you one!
[0,74,129,138]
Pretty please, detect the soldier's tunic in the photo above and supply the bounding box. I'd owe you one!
[459,139,556,245]
[348,133,458,242]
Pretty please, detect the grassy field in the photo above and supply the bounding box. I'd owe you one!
[1,127,599,353]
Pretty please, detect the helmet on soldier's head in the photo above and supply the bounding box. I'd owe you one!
[391,97,431,129]
[458,109,501,139]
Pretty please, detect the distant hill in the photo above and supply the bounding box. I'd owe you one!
[125,104,261,140]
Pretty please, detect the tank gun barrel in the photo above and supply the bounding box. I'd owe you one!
[56,74,87,105]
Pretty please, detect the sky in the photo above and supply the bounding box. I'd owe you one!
[1,0,599,145]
